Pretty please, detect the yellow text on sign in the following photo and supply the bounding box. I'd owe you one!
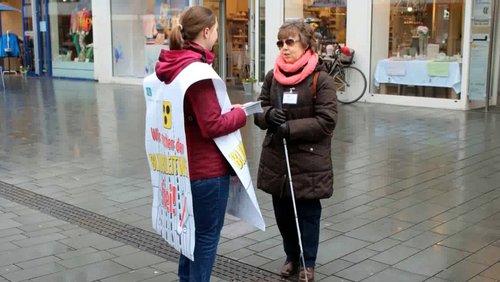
[149,154,188,177]
[228,142,247,170]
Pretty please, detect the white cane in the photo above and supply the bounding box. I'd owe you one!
[282,137,309,282]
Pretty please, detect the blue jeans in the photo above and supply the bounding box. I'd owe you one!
[178,175,230,282]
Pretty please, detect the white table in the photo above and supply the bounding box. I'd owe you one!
[374,59,462,94]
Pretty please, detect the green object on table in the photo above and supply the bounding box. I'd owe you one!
[427,62,449,77]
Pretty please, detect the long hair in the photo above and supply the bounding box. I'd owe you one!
[169,6,216,50]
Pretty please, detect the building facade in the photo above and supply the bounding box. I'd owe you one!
[2,0,499,110]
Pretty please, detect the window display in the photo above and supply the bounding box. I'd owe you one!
[111,0,188,78]
[371,0,464,99]
[48,0,94,79]
[50,0,93,64]
[226,3,249,81]
[198,0,250,82]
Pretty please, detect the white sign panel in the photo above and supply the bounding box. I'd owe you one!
[144,74,195,260]
[469,34,490,100]
[39,21,47,32]
[143,62,265,261]
[473,0,491,26]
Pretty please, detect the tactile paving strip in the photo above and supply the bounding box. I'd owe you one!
[0,181,286,281]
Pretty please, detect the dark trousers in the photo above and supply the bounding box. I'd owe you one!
[272,195,322,268]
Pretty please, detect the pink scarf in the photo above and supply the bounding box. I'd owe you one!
[273,50,319,85]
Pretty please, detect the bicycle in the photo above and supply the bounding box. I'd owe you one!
[321,43,367,104]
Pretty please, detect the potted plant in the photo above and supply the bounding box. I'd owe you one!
[241,77,257,95]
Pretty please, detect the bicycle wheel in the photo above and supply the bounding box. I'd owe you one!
[333,65,367,104]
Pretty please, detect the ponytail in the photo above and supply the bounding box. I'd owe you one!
[168,6,216,50]
[169,24,184,50]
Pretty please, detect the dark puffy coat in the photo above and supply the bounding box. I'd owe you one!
[254,61,337,200]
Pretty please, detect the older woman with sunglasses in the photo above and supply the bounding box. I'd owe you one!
[254,20,337,281]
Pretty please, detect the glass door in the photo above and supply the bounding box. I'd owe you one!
[204,0,251,85]
[37,0,50,75]
[203,0,225,79]
[226,0,250,84]
[22,0,36,74]
[468,0,495,109]
[22,0,51,76]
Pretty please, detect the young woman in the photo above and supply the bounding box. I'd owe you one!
[155,6,247,282]
[254,20,338,281]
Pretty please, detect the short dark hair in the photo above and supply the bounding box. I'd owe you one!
[278,20,318,53]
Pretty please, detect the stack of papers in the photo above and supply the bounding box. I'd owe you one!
[242,101,263,116]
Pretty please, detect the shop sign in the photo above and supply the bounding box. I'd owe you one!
[473,0,491,26]
[39,21,47,32]
[310,0,346,7]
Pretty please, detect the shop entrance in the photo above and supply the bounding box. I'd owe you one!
[22,0,94,79]
[21,0,51,76]
[0,0,23,76]
[204,0,252,85]
[468,0,497,110]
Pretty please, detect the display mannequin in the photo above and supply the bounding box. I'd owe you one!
[1,30,21,74]
[70,8,81,55]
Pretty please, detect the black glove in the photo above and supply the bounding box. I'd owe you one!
[276,122,290,139]
[266,108,286,126]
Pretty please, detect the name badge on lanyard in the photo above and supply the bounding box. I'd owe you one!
[283,87,298,105]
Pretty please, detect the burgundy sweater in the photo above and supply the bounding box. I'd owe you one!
[155,42,246,180]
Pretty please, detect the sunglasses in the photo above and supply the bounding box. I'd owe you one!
[276,38,298,48]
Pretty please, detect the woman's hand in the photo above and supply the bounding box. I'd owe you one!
[276,122,289,139]
[266,108,287,126]
[232,104,243,109]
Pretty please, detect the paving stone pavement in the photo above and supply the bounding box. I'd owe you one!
[1,77,500,281]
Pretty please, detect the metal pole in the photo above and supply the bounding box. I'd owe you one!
[248,0,255,78]
[485,0,497,112]
[44,0,51,76]
[219,0,226,80]
[34,0,42,75]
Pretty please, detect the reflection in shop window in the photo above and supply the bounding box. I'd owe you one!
[285,0,347,54]
[111,0,188,78]
[371,0,464,100]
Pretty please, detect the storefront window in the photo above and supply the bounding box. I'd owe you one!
[371,0,464,99]
[284,0,347,53]
[110,0,189,78]
[204,0,250,82]
[49,0,93,79]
